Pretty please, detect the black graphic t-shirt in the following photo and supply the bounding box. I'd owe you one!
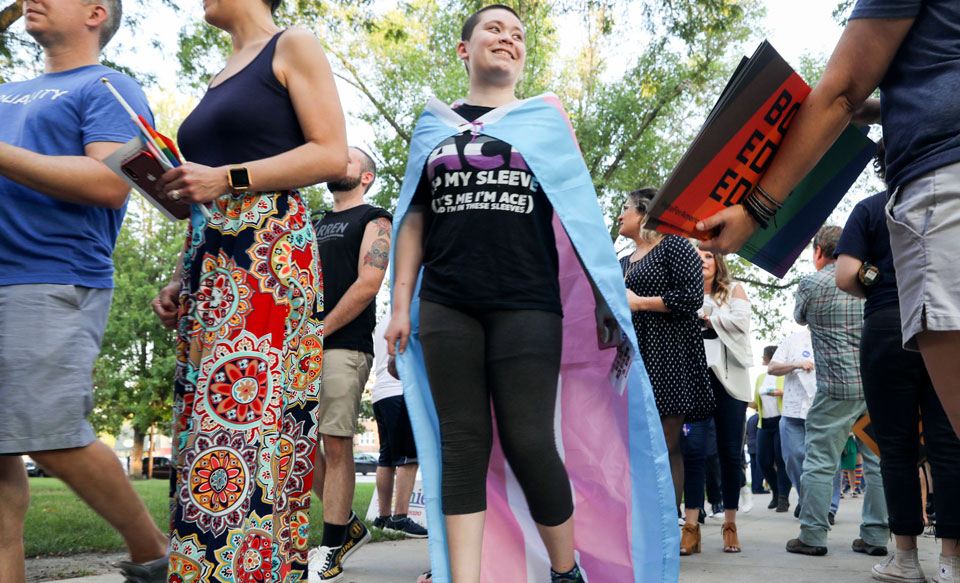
[411,104,561,314]
[312,204,392,354]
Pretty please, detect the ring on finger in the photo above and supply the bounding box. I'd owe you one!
[170,189,181,200]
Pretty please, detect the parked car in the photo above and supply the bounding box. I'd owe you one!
[22,455,47,477]
[142,456,173,479]
[354,453,378,475]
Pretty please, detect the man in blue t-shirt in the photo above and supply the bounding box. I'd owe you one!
[0,1,167,581]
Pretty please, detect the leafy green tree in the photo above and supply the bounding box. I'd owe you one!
[90,91,192,475]
[91,198,183,476]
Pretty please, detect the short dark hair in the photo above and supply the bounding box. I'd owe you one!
[873,137,886,182]
[461,4,522,41]
[812,225,842,259]
[626,187,657,214]
[265,0,281,14]
[763,345,778,361]
[353,147,377,193]
[83,0,121,49]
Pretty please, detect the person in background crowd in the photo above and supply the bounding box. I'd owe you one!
[768,330,843,526]
[752,345,792,512]
[618,188,713,555]
[697,0,960,452]
[370,314,427,540]
[785,226,888,558]
[309,147,393,581]
[0,2,168,582]
[840,436,859,498]
[835,149,960,581]
[150,0,348,578]
[681,249,753,553]
[746,413,767,498]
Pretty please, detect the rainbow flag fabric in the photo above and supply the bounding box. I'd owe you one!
[647,41,876,278]
[391,94,679,583]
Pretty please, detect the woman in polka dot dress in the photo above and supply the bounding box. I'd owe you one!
[617,188,714,548]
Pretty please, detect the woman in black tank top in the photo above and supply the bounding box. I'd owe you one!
[149,0,346,581]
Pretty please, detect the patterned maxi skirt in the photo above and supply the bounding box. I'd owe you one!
[168,191,322,583]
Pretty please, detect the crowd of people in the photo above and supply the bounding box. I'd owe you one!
[1,1,958,583]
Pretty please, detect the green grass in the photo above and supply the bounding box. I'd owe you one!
[24,477,399,556]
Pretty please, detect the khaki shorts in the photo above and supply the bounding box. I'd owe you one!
[886,159,960,350]
[318,349,373,437]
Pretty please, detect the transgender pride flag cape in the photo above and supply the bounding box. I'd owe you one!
[390,93,679,583]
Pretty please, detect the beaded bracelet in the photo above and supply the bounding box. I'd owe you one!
[740,187,778,229]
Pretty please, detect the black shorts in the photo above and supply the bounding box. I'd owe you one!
[373,395,418,466]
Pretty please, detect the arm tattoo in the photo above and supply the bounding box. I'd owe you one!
[375,217,392,237]
[363,237,390,270]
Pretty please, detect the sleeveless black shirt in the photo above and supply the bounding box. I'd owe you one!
[177,31,306,167]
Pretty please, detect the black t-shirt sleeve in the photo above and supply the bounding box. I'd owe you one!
[661,236,705,315]
[411,167,432,208]
[836,201,871,262]
[362,206,393,226]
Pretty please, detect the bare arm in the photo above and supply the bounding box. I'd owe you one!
[323,217,391,337]
[0,141,131,209]
[836,254,867,298]
[626,289,669,312]
[152,250,185,330]
[768,360,814,376]
[699,17,916,253]
[158,28,348,202]
[385,208,425,355]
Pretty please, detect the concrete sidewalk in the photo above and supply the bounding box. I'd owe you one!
[37,491,946,582]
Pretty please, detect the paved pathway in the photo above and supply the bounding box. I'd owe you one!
[39,491,946,583]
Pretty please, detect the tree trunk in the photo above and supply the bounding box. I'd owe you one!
[131,427,145,477]
[146,427,155,479]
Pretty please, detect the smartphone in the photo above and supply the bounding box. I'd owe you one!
[121,150,165,195]
[121,150,190,220]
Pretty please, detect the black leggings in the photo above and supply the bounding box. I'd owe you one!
[861,306,960,539]
[418,300,573,527]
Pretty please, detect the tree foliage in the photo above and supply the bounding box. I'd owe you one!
[90,92,192,471]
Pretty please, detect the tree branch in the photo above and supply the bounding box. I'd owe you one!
[324,44,412,144]
[733,275,802,290]
[1,1,23,34]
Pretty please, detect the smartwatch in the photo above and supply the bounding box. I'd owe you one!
[228,166,252,191]
[858,262,881,286]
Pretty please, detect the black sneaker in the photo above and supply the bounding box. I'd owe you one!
[343,512,372,563]
[373,515,389,529]
[314,514,371,582]
[314,544,346,582]
[794,503,802,518]
[768,495,778,510]
[117,555,168,583]
[777,496,790,513]
[828,511,835,526]
[386,515,428,539]
[852,538,888,556]
[786,537,827,556]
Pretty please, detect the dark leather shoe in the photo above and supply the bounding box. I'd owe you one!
[852,538,888,556]
[786,538,827,556]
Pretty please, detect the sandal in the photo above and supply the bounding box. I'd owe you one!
[416,570,432,583]
[680,522,701,555]
[721,522,741,553]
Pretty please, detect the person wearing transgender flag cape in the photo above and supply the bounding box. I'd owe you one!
[384,5,678,583]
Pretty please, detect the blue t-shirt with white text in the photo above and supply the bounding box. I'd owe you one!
[850,0,960,190]
[0,64,153,288]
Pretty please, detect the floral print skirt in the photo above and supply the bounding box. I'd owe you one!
[169,191,322,583]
